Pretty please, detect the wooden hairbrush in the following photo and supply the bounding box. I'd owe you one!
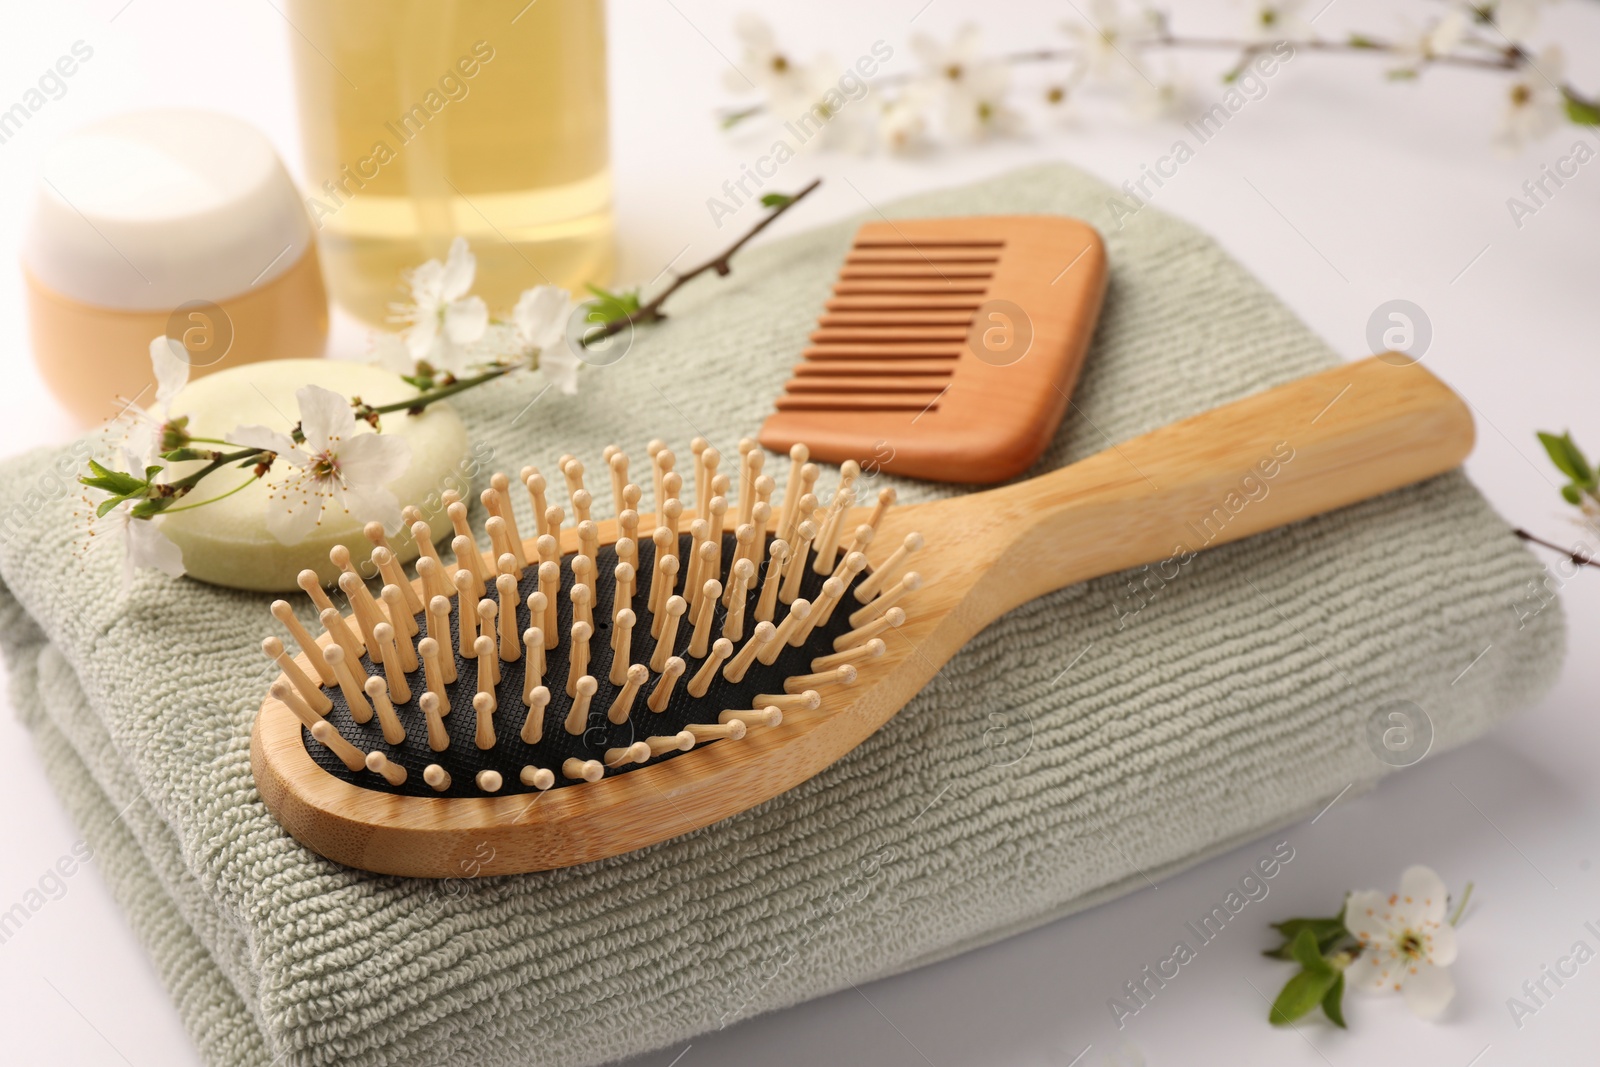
[252,357,1471,877]
[758,215,1108,483]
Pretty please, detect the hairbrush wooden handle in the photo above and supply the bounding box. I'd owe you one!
[959,356,1474,624]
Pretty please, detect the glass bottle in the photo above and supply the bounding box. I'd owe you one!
[288,0,613,324]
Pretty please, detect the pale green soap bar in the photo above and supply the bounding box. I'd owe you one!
[159,359,471,592]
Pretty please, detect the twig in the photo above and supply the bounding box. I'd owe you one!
[161,476,259,513]
[583,178,823,342]
[1150,33,1521,72]
[1513,528,1600,570]
[719,34,1527,126]
[162,448,267,495]
[365,363,522,419]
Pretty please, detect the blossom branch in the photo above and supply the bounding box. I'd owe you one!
[720,6,1595,151]
[718,34,1528,128]
[79,179,831,577]
[582,178,822,344]
[82,445,271,522]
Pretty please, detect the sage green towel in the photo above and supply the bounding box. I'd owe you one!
[0,164,1563,1067]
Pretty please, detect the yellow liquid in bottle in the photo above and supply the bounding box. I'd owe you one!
[288,0,613,325]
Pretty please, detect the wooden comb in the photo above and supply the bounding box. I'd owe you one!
[758,216,1107,483]
[252,357,1471,877]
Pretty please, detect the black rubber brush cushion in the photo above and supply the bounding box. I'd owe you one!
[302,532,868,797]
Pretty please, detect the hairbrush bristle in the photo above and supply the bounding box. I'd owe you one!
[265,438,923,799]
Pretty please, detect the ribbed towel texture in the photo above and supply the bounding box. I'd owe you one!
[0,164,1564,1066]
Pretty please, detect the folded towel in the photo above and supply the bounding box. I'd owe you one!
[0,163,1563,1067]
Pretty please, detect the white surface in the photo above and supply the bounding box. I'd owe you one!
[0,2,1596,1065]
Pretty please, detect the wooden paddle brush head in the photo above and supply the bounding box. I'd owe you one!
[252,440,922,876]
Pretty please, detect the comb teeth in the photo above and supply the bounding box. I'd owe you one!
[264,442,921,799]
[762,216,1106,482]
[822,295,984,312]
[779,235,994,414]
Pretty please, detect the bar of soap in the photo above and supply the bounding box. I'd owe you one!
[158,359,471,592]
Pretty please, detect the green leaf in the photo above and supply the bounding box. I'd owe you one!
[80,459,146,496]
[1348,33,1379,48]
[1266,928,1344,1025]
[1321,973,1347,1028]
[79,474,127,494]
[1269,967,1339,1026]
[584,283,641,324]
[1563,484,1583,504]
[1566,94,1600,126]
[1289,928,1334,974]
[1270,917,1344,940]
[1538,431,1596,487]
[1264,916,1347,957]
[759,192,795,209]
[1387,68,1420,81]
[400,360,441,391]
[1537,431,1579,480]
[161,448,212,463]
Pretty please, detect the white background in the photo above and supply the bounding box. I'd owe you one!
[0,2,1597,1065]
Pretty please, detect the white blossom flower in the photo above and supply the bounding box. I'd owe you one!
[369,331,416,376]
[1493,46,1567,154]
[231,385,412,545]
[471,321,530,364]
[1394,8,1469,67]
[113,503,185,587]
[942,62,1025,140]
[390,237,489,374]
[97,444,186,586]
[1426,8,1469,55]
[1245,0,1313,41]
[878,90,932,153]
[909,24,1021,142]
[777,59,876,153]
[726,13,806,97]
[1062,1,1162,86]
[1343,865,1459,1020]
[514,285,580,395]
[1494,0,1550,40]
[911,23,988,93]
[123,336,191,463]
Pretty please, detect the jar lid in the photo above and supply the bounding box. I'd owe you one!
[23,109,313,311]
